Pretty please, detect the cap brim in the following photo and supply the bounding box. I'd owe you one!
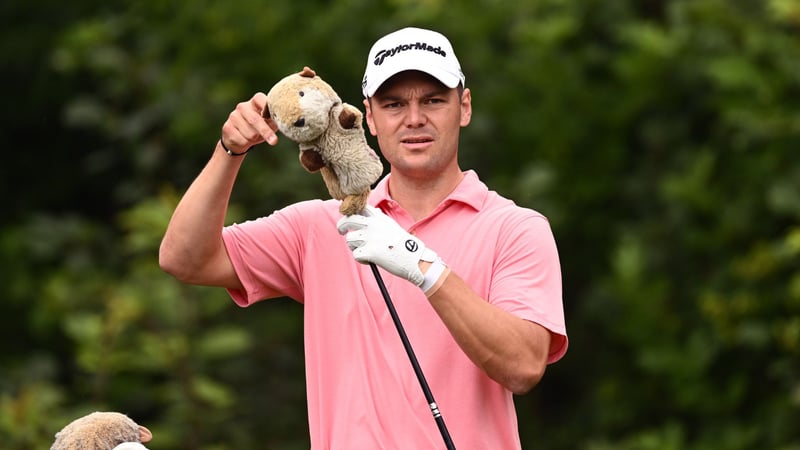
[364,62,462,97]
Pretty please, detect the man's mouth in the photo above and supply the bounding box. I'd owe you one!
[402,137,433,144]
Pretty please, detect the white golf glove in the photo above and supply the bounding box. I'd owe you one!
[337,206,450,296]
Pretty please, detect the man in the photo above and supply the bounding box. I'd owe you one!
[160,27,567,449]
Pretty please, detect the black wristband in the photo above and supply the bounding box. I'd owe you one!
[220,137,250,156]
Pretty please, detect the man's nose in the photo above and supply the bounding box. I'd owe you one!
[405,103,426,127]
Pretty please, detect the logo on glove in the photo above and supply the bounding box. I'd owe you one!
[405,239,419,252]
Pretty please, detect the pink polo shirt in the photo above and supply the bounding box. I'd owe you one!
[222,170,567,450]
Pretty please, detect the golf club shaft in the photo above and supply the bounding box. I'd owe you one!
[369,263,456,450]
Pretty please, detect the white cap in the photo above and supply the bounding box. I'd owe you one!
[362,27,465,98]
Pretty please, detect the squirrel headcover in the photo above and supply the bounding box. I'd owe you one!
[51,411,152,450]
[263,66,383,215]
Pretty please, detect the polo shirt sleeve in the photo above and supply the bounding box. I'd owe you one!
[491,212,568,364]
[221,201,319,306]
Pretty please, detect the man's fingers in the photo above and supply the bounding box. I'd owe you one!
[336,215,370,235]
[222,103,262,150]
[351,246,372,265]
[362,205,381,217]
[235,95,270,145]
[220,119,252,151]
[248,93,279,145]
[264,116,279,135]
[221,93,280,152]
[344,229,368,250]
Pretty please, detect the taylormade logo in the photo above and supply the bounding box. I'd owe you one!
[373,42,447,66]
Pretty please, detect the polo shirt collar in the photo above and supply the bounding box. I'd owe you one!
[371,170,487,212]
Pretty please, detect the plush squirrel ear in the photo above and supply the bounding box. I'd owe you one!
[338,108,357,129]
[139,425,153,443]
[299,66,316,78]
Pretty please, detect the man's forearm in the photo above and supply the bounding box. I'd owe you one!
[159,142,245,286]
[426,271,551,394]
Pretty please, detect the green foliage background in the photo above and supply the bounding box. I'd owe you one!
[2,0,799,448]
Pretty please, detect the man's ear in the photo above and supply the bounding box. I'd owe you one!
[459,88,472,127]
[363,98,378,137]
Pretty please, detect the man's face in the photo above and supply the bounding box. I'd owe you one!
[364,71,471,178]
